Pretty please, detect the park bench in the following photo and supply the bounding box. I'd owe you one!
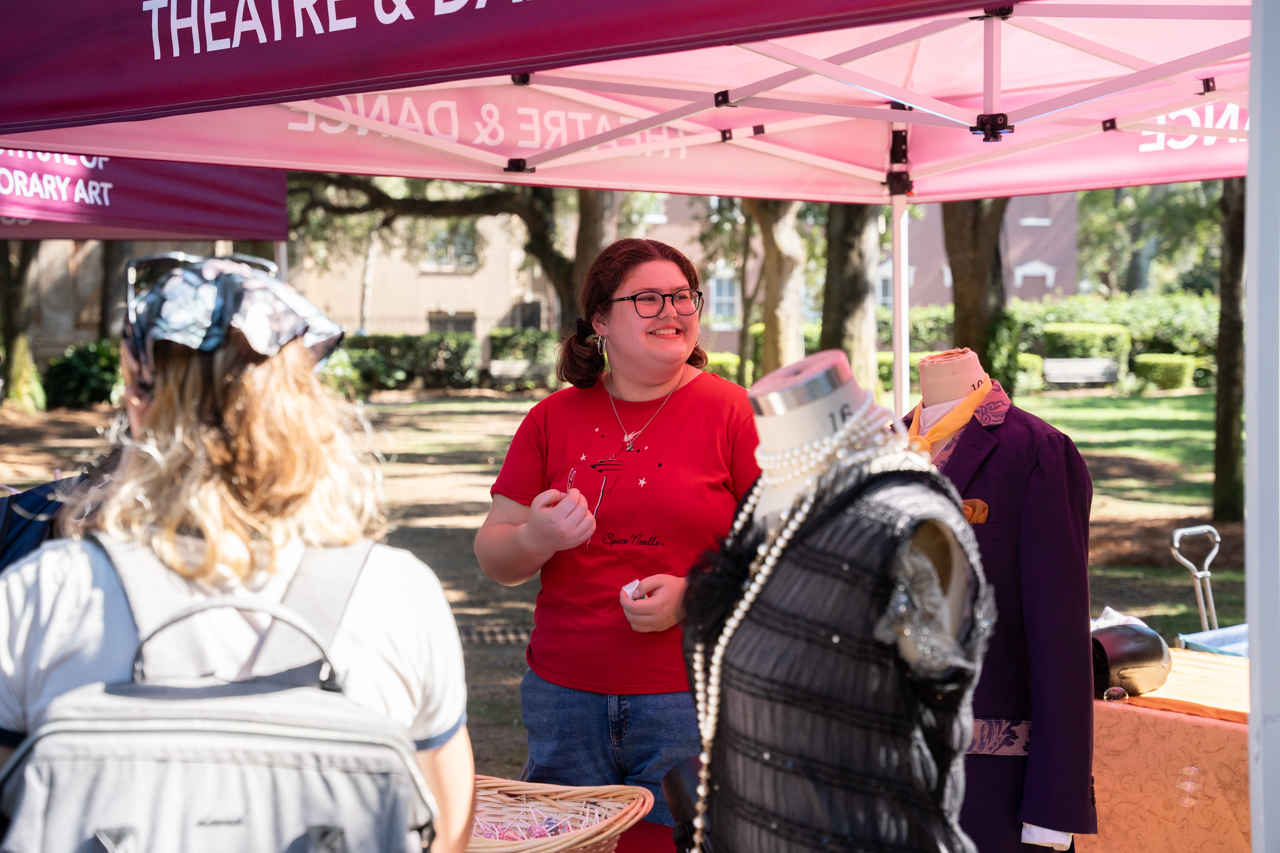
[1042,357,1119,385]
[489,359,532,380]
[488,359,552,385]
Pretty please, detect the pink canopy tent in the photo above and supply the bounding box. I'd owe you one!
[0,2,1250,204]
[3,0,1280,844]
[0,150,287,241]
[0,0,1250,408]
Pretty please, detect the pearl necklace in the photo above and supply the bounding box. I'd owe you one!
[753,392,879,487]
[690,401,916,853]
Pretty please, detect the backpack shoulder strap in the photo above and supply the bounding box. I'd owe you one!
[86,530,200,640]
[253,539,375,677]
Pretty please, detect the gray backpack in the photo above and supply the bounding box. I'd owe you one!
[0,533,437,853]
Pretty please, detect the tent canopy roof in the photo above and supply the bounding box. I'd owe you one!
[0,0,1250,203]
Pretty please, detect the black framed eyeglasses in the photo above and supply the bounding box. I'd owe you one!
[609,288,703,318]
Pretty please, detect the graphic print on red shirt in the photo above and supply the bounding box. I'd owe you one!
[491,372,760,694]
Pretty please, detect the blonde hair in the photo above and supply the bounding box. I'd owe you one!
[64,334,384,583]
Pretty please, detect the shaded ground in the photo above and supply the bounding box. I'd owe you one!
[0,388,1243,774]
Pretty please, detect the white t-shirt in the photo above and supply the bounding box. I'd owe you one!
[0,536,468,751]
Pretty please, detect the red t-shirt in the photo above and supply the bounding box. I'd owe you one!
[491,372,761,694]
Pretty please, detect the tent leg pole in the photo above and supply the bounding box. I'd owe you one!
[274,241,290,283]
[984,16,1002,114]
[1247,0,1280,846]
[891,194,910,416]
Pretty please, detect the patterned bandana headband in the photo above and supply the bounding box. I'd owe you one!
[125,254,343,392]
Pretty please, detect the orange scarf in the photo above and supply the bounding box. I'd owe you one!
[908,376,992,455]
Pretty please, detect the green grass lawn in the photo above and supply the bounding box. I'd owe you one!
[1017,391,1215,507]
[1090,564,1244,642]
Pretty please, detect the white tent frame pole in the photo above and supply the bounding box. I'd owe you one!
[1010,3,1250,19]
[1007,17,1196,83]
[1121,121,1248,140]
[286,99,509,168]
[726,18,969,102]
[274,242,289,283]
[543,115,847,169]
[741,40,976,125]
[984,16,1002,115]
[891,195,911,416]
[1006,37,1251,124]
[917,83,1250,179]
[730,136,888,183]
[1247,0,1280,842]
[1017,80,1219,128]
[528,74,706,102]
[524,96,716,167]
[739,96,963,128]
[527,18,966,169]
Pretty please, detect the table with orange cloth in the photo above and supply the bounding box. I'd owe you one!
[1076,648,1250,853]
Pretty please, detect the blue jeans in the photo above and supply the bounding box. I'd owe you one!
[520,670,699,826]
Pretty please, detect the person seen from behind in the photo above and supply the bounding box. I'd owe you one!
[0,258,474,851]
[474,239,761,850]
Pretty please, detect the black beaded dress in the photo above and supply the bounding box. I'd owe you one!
[684,455,994,853]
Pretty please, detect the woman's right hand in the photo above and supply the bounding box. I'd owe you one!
[525,488,596,552]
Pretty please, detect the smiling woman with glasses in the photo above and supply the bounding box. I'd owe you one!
[474,239,760,850]
[609,288,703,318]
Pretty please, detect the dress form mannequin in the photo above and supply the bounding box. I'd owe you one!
[919,348,987,408]
[748,350,868,519]
[683,349,994,853]
[748,350,969,642]
[906,348,1096,853]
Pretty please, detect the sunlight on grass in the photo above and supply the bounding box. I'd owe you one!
[1090,563,1243,643]
[1018,392,1215,507]
[1017,393,1214,470]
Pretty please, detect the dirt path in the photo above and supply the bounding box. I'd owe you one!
[0,395,1244,774]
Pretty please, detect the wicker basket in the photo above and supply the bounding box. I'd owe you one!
[467,775,654,853]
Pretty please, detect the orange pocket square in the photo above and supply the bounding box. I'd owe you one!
[962,499,989,524]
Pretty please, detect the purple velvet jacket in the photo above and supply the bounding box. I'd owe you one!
[910,402,1097,843]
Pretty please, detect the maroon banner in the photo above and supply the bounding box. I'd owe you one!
[0,150,286,241]
[0,0,992,134]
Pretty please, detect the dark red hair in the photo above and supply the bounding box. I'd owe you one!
[557,239,707,389]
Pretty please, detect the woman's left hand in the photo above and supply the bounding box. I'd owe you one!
[619,574,688,633]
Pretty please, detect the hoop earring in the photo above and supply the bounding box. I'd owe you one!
[597,336,607,356]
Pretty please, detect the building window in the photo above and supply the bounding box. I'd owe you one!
[1013,260,1057,290]
[710,274,738,321]
[875,261,916,308]
[420,221,481,273]
[428,312,476,333]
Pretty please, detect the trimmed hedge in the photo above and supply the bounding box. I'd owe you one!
[1015,353,1045,396]
[876,351,943,391]
[875,294,1219,366]
[343,333,478,389]
[747,322,822,384]
[704,352,741,382]
[45,340,120,409]
[320,348,367,400]
[489,327,559,363]
[1042,323,1131,377]
[1133,353,1197,389]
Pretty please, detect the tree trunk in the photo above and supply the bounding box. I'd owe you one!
[0,241,43,412]
[735,214,758,386]
[571,189,618,309]
[943,198,1010,370]
[516,187,576,333]
[1214,177,1245,522]
[743,198,805,374]
[820,203,882,393]
[100,241,133,340]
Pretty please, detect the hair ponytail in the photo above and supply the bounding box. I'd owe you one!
[557,318,607,390]
[554,239,705,390]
